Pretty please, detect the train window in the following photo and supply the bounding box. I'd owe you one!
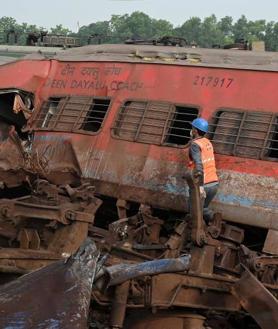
[112,101,147,141]
[267,117,278,159]
[112,100,199,146]
[164,106,199,145]
[82,99,111,132]
[37,96,110,133]
[137,101,172,145]
[210,109,278,161]
[39,97,65,129]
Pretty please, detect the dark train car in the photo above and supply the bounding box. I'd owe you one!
[0,44,277,251]
[42,35,80,48]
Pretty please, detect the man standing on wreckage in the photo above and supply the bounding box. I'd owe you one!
[187,118,219,223]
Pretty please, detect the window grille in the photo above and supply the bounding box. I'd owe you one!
[268,116,278,159]
[36,96,111,133]
[112,100,199,146]
[209,109,278,161]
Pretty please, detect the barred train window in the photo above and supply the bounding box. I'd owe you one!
[112,100,199,146]
[37,96,111,132]
[209,109,278,161]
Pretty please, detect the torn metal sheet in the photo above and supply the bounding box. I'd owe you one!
[231,267,278,329]
[0,240,99,329]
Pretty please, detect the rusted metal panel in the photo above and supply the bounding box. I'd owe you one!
[110,281,130,329]
[0,130,27,187]
[150,273,240,311]
[125,313,205,329]
[0,248,60,260]
[127,316,184,329]
[264,229,278,255]
[0,248,61,274]
[231,268,278,329]
[0,180,102,273]
[0,248,61,273]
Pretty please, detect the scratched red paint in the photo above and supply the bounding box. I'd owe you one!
[0,58,274,177]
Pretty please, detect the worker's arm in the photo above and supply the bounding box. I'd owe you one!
[190,142,204,185]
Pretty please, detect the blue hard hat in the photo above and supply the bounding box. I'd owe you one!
[192,118,209,133]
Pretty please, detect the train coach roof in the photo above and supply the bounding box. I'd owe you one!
[50,44,278,72]
[0,56,17,65]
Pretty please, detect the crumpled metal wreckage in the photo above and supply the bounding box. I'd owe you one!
[0,240,192,329]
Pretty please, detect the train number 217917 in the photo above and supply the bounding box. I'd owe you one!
[193,76,234,88]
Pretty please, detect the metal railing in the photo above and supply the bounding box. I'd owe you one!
[34,96,111,133]
[112,101,198,146]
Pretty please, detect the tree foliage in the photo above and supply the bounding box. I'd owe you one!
[1,12,278,51]
[76,12,278,51]
[50,24,71,36]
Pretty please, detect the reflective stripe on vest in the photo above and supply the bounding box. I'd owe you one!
[190,137,218,184]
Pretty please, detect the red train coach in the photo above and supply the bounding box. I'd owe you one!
[0,44,277,251]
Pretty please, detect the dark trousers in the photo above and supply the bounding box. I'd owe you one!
[189,182,219,223]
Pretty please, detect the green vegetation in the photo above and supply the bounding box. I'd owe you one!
[1,12,278,51]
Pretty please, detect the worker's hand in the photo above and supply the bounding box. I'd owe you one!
[199,186,206,199]
[193,170,202,179]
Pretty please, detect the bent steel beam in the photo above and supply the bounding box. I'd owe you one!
[231,267,278,329]
[99,256,191,287]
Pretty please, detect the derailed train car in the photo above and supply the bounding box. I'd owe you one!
[0,45,277,328]
[1,45,276,240]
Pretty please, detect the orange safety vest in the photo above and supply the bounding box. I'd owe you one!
[188,137,218,184]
